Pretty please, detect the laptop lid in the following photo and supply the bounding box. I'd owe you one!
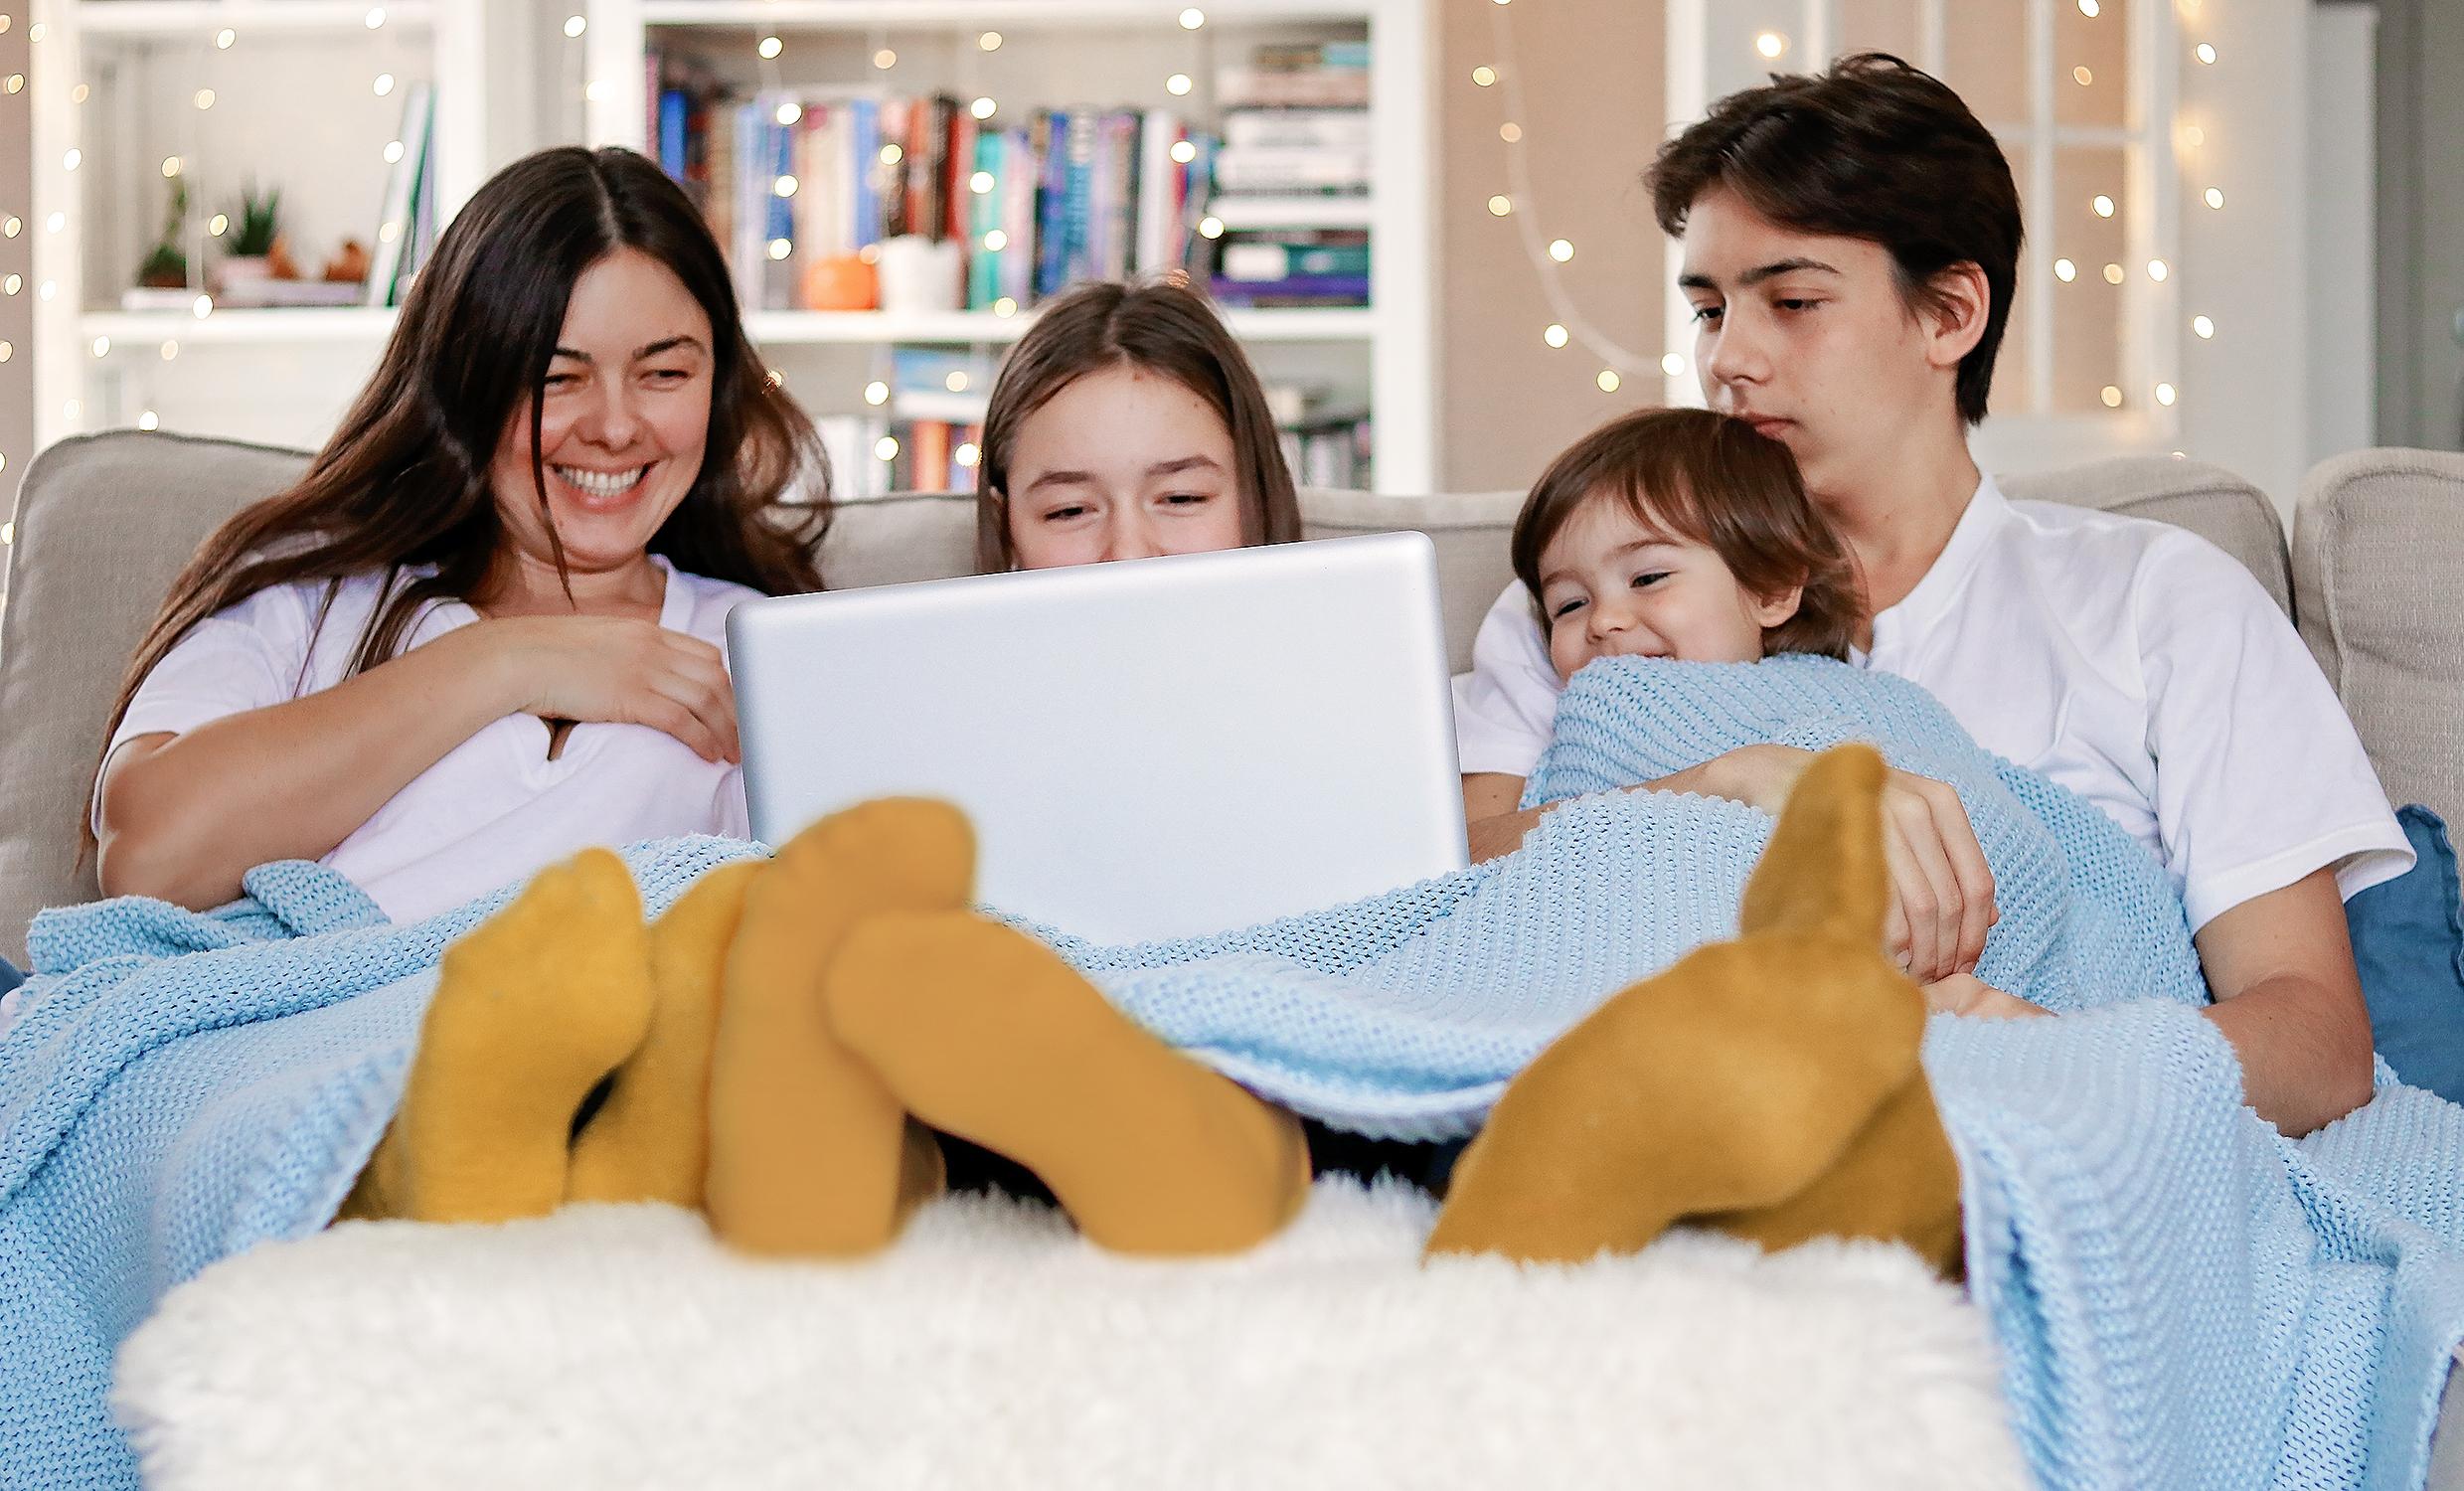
[730,532,1468,944]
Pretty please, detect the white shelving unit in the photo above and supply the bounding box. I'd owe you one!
[33,0,1434,492]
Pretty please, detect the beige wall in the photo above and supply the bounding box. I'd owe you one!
[1434,0,1666,494]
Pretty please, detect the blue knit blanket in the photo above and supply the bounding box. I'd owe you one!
[0,838,759,1491]
[6,656,2464,1490]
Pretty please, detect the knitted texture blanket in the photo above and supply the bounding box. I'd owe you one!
[0,838,758,1491]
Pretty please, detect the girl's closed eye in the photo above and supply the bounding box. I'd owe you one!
[1550,592,1588,620]
[1630,569,1673,589]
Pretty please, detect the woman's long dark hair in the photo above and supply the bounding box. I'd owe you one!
[88,146,830,849]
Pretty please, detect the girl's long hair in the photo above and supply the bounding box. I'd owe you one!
[88,145,830,848]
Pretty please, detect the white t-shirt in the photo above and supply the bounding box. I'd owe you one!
[1453,475,2412,932]
[101,556,759,924]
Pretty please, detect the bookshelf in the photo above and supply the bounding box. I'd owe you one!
[33,0,1434,493]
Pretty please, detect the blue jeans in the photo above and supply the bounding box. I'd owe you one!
[0,957,21,997]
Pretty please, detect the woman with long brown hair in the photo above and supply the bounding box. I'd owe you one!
[89,145,829,921]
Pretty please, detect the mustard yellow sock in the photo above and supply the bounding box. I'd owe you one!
[341,850,653,1225]
[703,799,971,1256]
[568,861,762,1207]
[1425,746,1961,1270]
[828,912,1310,1256]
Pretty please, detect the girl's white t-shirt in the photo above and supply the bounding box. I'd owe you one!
[1452,476,2412,933]
[99,556,759,924]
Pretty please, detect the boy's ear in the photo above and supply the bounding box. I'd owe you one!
[1922,262,1992,373]
[1753,584,1806,629]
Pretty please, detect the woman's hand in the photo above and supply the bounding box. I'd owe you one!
[1705,745,1998,983]
[468,614,740,762]
[1922,972,2047,1021]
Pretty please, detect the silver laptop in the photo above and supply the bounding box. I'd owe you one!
[730,532,1468,944]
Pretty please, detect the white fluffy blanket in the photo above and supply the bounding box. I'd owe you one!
[113,1180,2026,1490]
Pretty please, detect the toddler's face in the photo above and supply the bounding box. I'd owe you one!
[1535,490,1801,682]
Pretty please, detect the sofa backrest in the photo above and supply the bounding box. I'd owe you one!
[2296,449,2464,831]
[0,431,2299,961]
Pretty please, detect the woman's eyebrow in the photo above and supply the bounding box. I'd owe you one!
[549,335,708,363]
[1146,455,1226,478]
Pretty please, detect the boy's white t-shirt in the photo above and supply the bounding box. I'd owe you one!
[100,556,758,925]
[1452,475,2412,932]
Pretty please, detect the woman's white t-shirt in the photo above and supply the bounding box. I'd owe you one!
[100,556,758,924]
[1453,476,2412,932]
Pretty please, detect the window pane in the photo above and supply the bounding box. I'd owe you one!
[2054,0,2129,130]
[2050,146,2129,414]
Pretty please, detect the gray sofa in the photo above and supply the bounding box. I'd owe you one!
[2,432,2459,967]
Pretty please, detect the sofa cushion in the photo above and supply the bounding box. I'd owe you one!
[2345,804,2464,1104]
[0,433,313,960]
[2295,449,2464,832]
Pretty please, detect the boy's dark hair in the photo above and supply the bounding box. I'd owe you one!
[1648,53,2023,426]
[1510,408,1863,661]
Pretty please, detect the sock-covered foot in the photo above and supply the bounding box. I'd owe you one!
[828,912,1310,1255]
[568,860,761,1207]
[704,799,972,1255]
[1425,746,1960,1269]
[342,850,653,1224]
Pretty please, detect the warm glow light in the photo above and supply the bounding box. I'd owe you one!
[2103,262,2125,285]
[195,88,216,109]
[1755,32,1788,59]
[1170,140,1198,164]
[564,14,585,36]
[2204,187,2224,209]
[2193,315,2215,339]
[62,149,80,171]
[1499,122,1521,143]
[43,212,60,233]
[1548,239,1573,262]
[162,155,182,177]
[375,74,396,96]
[1166,74,1193,95]
[161,340,179,359]
[758,35,782,59]
[584,81,609,101]
[1597,370,1621,393]
[2196,43,2217,64]
[984,230,1009,251]
[2156,383,2178,406]
[766,238,792,260]
[955,442,981,468]
[3,77,18,94]
[1472,66,1496,86]
[2,274,17,294]
[380,222,403,244]
[2054,257,2077,282]
[365,6,385,28]
[1487,195,1512,217]
[2092,194,2115,218]
[979,31,1002,50]
[2078,0,2099,14]
[946,372,970,393]
[774,176,797,198]
[216,27,235,48]
[2100,385,2123,408]
[2147,258,2169,281]
[90,336,109,357]
[1661,352,1686,376]
[864,381,890,406]
[139,412,160,430]
[0,219,16,240]
[972,96,996,119]
[1543,324,1567,348]
[874,436,902,464]
[193,294,215,318]
[36,280,52,299]
[210,214,230,236]
[2073,66,2092,85]
[1180,8,1206,29]
[994,296,1019,317]
[2183,125,2206,148]
[776,102,802,125]
[874,48,897,70]
[881,144,904,165]
[1198,217,1225,239]
[971,171,995,194]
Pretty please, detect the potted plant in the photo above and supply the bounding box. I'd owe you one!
[134,177,190,289]
[215,181,280,290]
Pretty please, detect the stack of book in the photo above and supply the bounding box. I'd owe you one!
[649,55,1222,316]
[1205,42,1372,309]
